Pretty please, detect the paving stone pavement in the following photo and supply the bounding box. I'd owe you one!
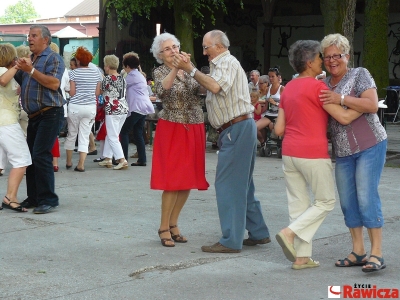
[1,124,399,300]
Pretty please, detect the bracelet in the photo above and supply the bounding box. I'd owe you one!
[30,67,35,76]
[340,94,345,106]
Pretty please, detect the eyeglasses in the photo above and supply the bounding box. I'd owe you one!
[202,45,215,50]
[323,53,347,61]
[159,44,180,54]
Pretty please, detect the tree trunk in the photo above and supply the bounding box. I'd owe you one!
[363,0,389,98]
[320,0,356,67]
[173,0,195,64]
[320,0,338,35]
[261,0,278,74]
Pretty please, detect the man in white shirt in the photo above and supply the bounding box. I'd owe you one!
[248,70,260,93]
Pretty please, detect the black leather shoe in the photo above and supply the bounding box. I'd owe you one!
[87,150,98,155]
[131,162,147,166]
[33,205,57,214]
[20,199,37,209]
[93,157,104,162]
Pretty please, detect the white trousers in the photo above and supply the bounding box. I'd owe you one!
[103,114,127,160]
[0,123,32,169]
[64,103,96,153]
[282,156,336,257]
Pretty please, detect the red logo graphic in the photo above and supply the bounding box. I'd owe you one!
[328,286,341,298]
[328,285,400,298]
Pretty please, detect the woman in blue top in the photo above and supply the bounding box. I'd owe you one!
[119,53,154,166]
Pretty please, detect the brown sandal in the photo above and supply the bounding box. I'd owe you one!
[158,229,175,247]
[169,225,188,243]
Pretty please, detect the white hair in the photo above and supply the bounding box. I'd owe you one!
[150,33,180,64]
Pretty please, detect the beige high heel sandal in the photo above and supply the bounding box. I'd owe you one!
[113,160,128,170]
[98,159,112,168]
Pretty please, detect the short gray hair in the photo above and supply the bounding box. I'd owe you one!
[30,25,51,45]
[288,40,321,73]
[250,70,260,76]
[209,30,230,48]
[16,45,30,58]
[103,54,119,70]
[150,33,180,64]
[320,33,350,55]
[259,75,270,84]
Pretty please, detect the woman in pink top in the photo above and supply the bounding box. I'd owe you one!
[274,40,361,270]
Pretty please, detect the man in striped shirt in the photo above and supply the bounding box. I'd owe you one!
[15,25,66,214]
[173,30,270,253]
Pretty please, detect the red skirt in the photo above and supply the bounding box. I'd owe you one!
[51,138,60,158]
[151,119,209,191]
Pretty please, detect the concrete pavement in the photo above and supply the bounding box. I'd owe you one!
[1,124,400,300]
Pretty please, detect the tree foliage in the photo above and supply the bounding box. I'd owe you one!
[106,0,233,30]
[0,0,39,24]
[106,0,242,64]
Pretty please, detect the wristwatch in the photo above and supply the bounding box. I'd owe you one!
[190,67,197,77]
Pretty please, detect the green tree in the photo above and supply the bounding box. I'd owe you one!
[363,0,389,97]
[0,0,39,24]
[106,0,242,64]
[320,0,356,67]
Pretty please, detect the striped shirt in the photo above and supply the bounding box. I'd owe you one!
[69,67,102,105]
[205,50,254,128]
[14,47,66,114]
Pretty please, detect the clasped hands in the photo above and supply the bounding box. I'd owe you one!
[14,57,33,73]
[172,51,192,72]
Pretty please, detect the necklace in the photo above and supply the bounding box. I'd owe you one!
[328,68,349,89]
[328,81,339,89]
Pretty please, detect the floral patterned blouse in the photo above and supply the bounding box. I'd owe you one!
[101,74,129,115]
[153,64,204,124]
[325,68,387,157]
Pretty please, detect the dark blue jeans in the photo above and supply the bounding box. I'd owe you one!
[120,112,146,163]
[26,106,64,207]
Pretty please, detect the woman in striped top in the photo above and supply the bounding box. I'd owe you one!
[64,47,102,172]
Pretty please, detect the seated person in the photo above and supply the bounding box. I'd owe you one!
[256,67,285,145]
[250,91,262,121]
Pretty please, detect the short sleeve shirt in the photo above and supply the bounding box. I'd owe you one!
[0,67,20,126]
[324,68,387,157]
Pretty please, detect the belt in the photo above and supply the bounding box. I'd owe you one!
[216,114,252,134]
[28,107,53,119]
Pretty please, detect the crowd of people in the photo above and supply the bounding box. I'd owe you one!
[0,25,387,272]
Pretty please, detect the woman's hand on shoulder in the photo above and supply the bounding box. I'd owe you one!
[319,90,341,105]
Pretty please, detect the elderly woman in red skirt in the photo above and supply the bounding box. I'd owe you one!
[151,33,209,247]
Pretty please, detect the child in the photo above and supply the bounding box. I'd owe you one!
[250,91,262,121]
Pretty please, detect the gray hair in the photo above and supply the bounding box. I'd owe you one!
[259,75,270,84]
[103,54,119,70]
[30,25,51,45]
[288,40,321,73]
[250,70,260,76]
[209,30,230,48]
[150,33,180,64]
[16,45,31,58]
[320,33,350,55]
